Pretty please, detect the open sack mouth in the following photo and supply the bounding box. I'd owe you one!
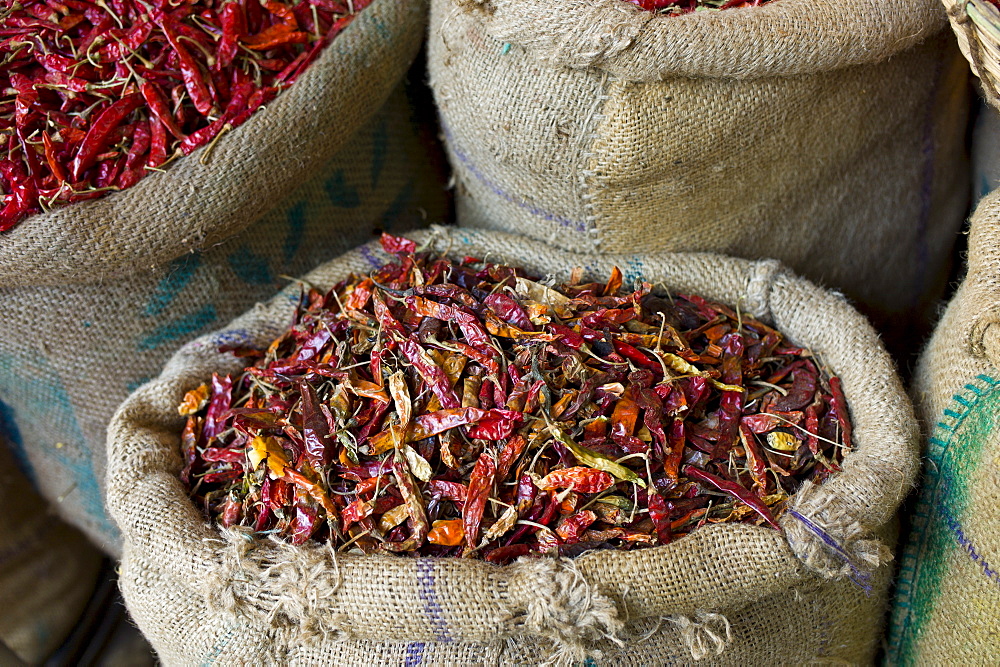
[176,231,854,562]
[107,227,914,663]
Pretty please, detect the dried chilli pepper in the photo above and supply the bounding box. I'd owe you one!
[0,0,373,231]
[179,233,852,563]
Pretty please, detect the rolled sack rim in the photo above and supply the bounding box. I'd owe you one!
[459,0,947,80]
[962,188,1000,366]
[0,0,426,290]
[106,226,914,647]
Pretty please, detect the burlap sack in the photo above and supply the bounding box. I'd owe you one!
[0,439,102,665]
[0,0,424,289]
[887,188,1000,663]
[428,0,970,339]
[108,227,917,664]
[0,73,449,554]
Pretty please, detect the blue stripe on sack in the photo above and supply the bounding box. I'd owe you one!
[209,329,252,348]
[283,201,307,264]
[325,171,361,209]
[144,254,202,317]
[138,304,217,351]
[888,374,1000,661]
[940,500,1000,583]
[404,642,425,666]
[126,376,152,394]
[372,15,390,41]
[227,246,274,285]
[442,124,589,233]
[0,398,32,482]
[415,559,451,642]
[372,117,389,189]
[0,358,116,537]
[360,246,384,270]
[380,180,415,231]
[624,257,645,288]
[200,627,237,666]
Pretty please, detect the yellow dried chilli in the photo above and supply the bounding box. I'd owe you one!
[178,233,852,563]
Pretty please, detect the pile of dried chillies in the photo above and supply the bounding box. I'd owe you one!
[0,0,372,231]
[625,0,775,14]
[178,234,852,563]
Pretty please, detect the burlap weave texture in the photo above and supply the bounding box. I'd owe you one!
[888,188,1000,663]
[0,0,423,289]
[0,0,446,553]
[429,0,969,337]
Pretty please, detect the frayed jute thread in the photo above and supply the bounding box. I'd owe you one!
[208,528,351,642]
[667,612,732,661]
[518,557,625,665]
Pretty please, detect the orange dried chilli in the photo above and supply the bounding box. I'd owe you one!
[0,0,372,231]
[178,233,852,562]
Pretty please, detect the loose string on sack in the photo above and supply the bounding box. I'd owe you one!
[781,481,891,594]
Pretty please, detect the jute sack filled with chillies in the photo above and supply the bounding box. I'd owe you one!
[428,0,969,344]
[107,227,917,664]
[0,439,102,664]
[0,0,425,280]
[0,74,448,554]
[887,189,1000,662]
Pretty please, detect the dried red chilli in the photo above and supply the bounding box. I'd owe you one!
[625,0,775,14]
[178,234,852,562]
[0,0,372,232]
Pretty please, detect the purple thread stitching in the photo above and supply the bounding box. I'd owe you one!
[912,59,942,307]
[940,504,1000,584]
[360,245,385,270]
[441,124,589,233]
[416,559,452,642]
[787,509,873,594]
[404,642,425,666]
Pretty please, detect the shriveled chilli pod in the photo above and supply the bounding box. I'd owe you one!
[0,0,373,231]
[177,234,852,562]
[624,0,775,13]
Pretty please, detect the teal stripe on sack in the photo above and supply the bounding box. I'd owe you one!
[138,304,217,351]
[0,355,116,538]
[888,374,1000,663]
[227,246,274,285]
[283,201,307,264]
[144,254,202,317]
[371,117,388,189]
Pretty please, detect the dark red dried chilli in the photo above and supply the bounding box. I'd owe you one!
[0,0,372,231]
[178,234,851,562]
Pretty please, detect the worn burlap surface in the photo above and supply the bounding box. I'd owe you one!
[0,0,423,289]
[0,78,449,554]
[429,0,969,337]
[0,439,102,665]
[108,227,917,664]
[887,189,1000,663]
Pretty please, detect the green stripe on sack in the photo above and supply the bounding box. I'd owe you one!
[887,375,1000,664]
